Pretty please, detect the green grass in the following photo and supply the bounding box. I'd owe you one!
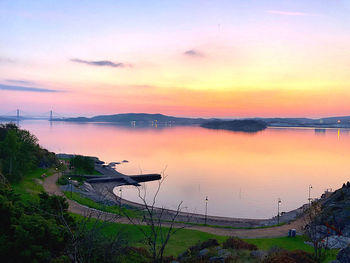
[245,236,338,262]
[63,191,141,218]
[245,236,313,252]
[12,168,52,203]
[71,213,337,261]
[71,213,225,256]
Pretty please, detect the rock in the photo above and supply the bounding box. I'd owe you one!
[178,251,188,260]
[250,250,268,260]
[329,260,341,263]
[217,249,231,258]
[337,246,350,263]
[170,261,180,263]
[326,235,350,249]
[209,256,225,263]
[199,248,209,257]
[80,182,94,192]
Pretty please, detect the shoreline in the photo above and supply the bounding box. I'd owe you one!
[63,154,310,228]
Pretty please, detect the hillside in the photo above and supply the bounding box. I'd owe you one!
[54,113,207,125]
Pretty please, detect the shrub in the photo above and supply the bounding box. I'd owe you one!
[223,237,257,251]
[263,250,316,263]
[200,238,219,249]
[128,246,151,259]
[57,176,68,185]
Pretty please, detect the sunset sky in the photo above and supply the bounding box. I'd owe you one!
[1,0,350,117]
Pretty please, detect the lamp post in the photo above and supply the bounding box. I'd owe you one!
[119,188,122,207]
[205,196,208,225]
[68,177,72,198]
[309,185,313,208]
[277,198,281,225]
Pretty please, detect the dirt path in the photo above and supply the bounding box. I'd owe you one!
[43,173,306,238]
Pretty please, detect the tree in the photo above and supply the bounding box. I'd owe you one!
[0,123,59,182]
[0,129,21,180]
[119,175,189,263]
[70,155,95,175]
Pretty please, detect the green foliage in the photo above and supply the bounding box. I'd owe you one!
[0,123,58,182]
[0,180,72,263]
[57,176,69,185]
[70,155,95,174]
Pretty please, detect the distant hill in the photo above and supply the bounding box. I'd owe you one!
[52,113,350,128]
[201,120,267,132]
[54,113,208,125]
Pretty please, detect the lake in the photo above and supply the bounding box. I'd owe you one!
[17,120,350,219]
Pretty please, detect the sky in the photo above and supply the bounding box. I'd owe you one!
[1,0,350,118]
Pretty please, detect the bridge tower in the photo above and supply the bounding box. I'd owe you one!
[50,110,53,121]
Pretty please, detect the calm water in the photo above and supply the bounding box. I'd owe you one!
[17,120,350,219]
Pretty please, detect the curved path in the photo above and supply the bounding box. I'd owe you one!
[43,173,306,238]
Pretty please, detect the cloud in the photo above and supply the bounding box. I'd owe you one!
[0,84,61,93]
[0,57,15,63]
[267,10,316,16]
[70,58,126,68]
[183,49,204,58]
[5,79,35,85]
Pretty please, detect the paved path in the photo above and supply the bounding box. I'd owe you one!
[43,173,306,238]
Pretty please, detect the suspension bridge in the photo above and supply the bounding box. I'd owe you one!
[0,109,67,122]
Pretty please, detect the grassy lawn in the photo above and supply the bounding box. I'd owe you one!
[71,214,337,261]
[245,236,337,262]
[245,236,314,252]
[12,168,52,203]
[63,191,141,218]
[71,213,226,257]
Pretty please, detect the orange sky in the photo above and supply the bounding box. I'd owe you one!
[1,0,350,117]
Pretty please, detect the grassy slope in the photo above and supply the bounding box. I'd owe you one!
[62,191,141,218]
[12,168,52,203]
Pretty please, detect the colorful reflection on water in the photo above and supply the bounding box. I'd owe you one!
[19,120,350,218]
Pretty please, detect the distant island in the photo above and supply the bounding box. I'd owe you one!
[201,120,267,132]
[50,113,350,129]
[53,113,208,126]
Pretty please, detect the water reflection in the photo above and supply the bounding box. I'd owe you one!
[18,120,350,218]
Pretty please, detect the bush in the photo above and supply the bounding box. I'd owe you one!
[57,176,68,185]
[223,237,257,251]
[200,239,219,249]
[70,155,94,174]
[263,250,316,263]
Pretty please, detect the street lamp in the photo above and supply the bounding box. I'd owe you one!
[205,196,208,225]
[119,188,122,207]
[277,198,281,225]
[68,177,72,198]
[309,185,313,208]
